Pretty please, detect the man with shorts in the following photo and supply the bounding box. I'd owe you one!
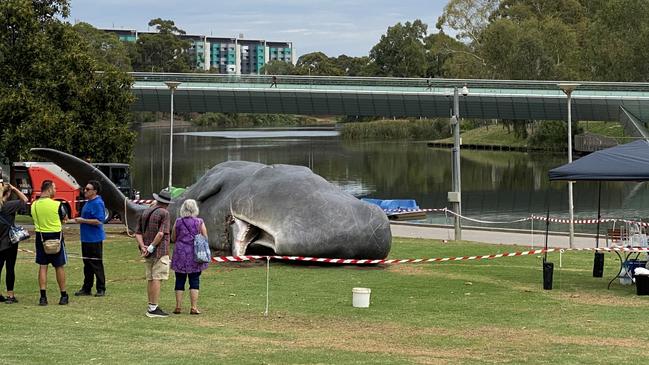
[31,180,69,306]
[135,189,171,317]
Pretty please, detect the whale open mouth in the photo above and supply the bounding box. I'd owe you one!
[230,217,277,256]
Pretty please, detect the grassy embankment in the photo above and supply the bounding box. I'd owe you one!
[341,119,626,146]
[340,119,449,140]
[436,121,625,147]
[2,227,646,364]
[133,112,336,128]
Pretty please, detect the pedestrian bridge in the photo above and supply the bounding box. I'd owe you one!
[130,72,649,123]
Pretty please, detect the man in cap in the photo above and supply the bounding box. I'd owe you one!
[135,189,172,318]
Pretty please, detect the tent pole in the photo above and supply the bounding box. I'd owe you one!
[544,207,550,262]
[593,181,605,278]
[543,206,554,290]
[596,181,601,248]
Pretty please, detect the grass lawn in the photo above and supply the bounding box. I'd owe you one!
[580,121,625,139]
[435,121,627,148]
[435,125,528,147]
[1,228,646,364]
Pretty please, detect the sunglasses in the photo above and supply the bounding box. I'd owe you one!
[84,187,95,191]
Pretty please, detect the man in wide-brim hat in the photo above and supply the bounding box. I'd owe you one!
[152,190,172,205]
[135,189,172,318]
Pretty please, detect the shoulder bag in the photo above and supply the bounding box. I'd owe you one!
[181,218,211,264]
[0,214,30,245]
[32,200,62,254]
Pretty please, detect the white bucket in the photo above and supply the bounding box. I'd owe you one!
[352,287,371,308]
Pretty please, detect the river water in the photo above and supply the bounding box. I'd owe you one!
[132,126,649,232]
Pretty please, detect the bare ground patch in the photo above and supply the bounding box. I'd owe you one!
[555,291,647,307]
[190,312,631,363]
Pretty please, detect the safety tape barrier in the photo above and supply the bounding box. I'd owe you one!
[210,249,558,264]
[18,245,649,265]
[530,215,619,225]
[445,209,531,224]
[18,247,558,264]
[383,207,649,227]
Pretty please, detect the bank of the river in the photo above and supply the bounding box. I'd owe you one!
[138,119,193,128]
[137,115,336,129]
[433,121,626,149]
[340,118,449,140]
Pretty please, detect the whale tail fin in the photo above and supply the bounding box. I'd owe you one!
[29,148,145,231]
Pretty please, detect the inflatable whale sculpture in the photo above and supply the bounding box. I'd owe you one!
[30,148,392,259]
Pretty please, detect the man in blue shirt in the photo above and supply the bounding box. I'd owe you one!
[72,180,107,297]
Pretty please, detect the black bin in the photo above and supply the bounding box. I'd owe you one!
[636,275,649,296]
[543,262,554,290]
[593,252,604,278]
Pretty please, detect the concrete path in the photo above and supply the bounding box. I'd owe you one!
[391,223,608,249]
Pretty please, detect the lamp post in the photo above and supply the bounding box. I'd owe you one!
[558,83,579,248]
[164,81,182,191]
[449,84,469,240]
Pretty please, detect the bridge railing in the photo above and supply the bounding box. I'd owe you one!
[129,72,649,93]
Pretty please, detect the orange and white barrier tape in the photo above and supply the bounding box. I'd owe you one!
[18,245,649,265]
[18,246,557,264]
[210,248,558,264]
[383,206,649,227]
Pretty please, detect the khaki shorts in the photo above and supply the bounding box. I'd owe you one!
[145,255,170,281]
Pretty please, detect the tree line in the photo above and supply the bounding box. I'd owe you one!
[267,0,649,82]
[2,0,646,163]
[72,0,649,82]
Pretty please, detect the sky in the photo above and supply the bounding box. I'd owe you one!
[69,0,448,58]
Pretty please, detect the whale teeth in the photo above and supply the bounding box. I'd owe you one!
[232,217,259,256]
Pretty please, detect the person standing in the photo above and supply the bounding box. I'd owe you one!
[31,180,69,306]
[171,199,209,315]
[0,183,29,304]
[135,189,172,318]
[71,180,107,297]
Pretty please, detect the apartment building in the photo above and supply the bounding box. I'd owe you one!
[104,29,295,74]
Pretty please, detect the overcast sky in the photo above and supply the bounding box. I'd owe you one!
[69,0,447,57]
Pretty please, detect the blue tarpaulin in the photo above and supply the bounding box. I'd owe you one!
[548,140,649,181]
[361,198,419,211]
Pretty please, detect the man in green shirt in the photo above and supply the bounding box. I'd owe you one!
[31,180,69,306]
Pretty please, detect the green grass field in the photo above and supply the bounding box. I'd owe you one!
[435,121,627,148]
[1,229,646,364]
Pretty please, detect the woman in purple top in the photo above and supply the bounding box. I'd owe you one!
[171,199,209,315]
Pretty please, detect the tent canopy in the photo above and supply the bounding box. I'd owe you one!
[548,140,649,181]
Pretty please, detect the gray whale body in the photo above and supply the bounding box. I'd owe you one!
[31,148,391,259]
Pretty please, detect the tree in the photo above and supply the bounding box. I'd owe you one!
[528,120,582,149]
[424,32,484,78]
[260,60,296,75]
[73,22,132,71]
[332,55,372,76]
[0,0,136,163]
[295,52,344,76]
[436,0,499,46]
[130,18,192,72]
[582,0,649,81]
[369,20,428,77]
[475,1,585,80]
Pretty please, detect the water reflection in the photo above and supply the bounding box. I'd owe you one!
[175,130,339,138]
[132,126,649,231]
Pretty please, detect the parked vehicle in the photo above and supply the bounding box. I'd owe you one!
[10,161,138,221]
